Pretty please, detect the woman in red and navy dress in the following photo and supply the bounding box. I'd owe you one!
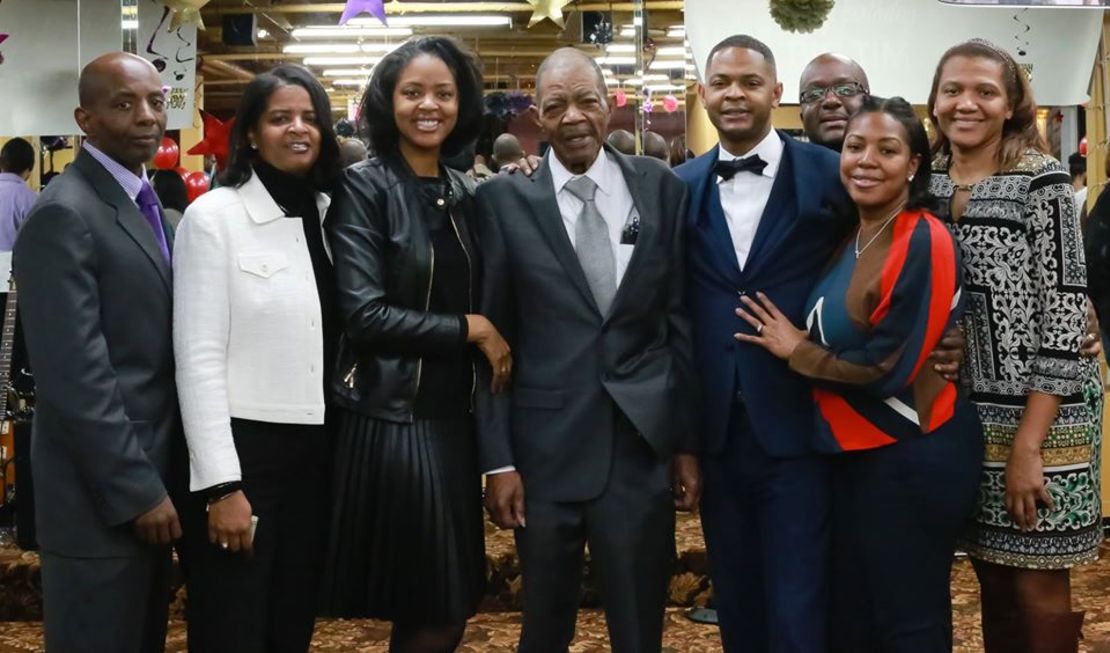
[738,96,984,653]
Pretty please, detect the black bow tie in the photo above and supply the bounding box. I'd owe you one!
[714,154,768,181]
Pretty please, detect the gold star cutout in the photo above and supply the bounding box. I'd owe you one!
[526,0,575,29]
[163,0,212,31]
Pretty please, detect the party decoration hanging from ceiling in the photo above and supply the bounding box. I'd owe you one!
[768,0,835,34]
[526,0,575,29]
[339,0,388,26]
[162,0,212,30]
[186,112,235,171]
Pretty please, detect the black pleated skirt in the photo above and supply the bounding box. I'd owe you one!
[320,408,487,623]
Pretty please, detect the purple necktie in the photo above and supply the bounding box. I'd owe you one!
[136,181,171,263]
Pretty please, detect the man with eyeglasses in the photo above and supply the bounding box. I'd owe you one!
[798,53,870,151]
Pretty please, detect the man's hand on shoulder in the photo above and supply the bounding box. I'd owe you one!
[133,495,182,545]
[499,155,543,178]
[484,470,526,529]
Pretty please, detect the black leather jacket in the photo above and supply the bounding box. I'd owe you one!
[326,156,479,422]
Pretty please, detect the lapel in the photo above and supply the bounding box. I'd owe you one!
[687,149,743,285]
[743,132,802,280]
[604,146,656,322]
[525,155,601,314]
[73,150,172,292]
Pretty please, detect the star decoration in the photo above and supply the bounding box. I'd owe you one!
[163,0,212,31]
[526,0,575,29]
[186,112,235,171]
[339,0,387,26]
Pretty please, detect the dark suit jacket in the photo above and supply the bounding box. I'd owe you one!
[14,149,180,558]
[475,146,697,502]
[674,132,852,457]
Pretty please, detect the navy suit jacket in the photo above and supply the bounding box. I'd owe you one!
[674,131,851,457]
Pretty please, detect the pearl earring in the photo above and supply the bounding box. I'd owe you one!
[908,174,915,182]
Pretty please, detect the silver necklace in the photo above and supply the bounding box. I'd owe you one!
[854,203,905,259]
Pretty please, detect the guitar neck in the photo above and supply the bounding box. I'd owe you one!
[0,280,17,417]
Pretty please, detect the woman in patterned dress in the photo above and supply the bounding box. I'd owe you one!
[928,39,1102,651]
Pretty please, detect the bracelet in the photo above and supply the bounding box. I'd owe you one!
[203,481,243,504]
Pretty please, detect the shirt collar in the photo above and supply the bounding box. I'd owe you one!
[716,128,783,182]
[0,172,27,185]
[83,142,149,202]
[549,148,617,198]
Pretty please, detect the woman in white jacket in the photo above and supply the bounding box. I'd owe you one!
[172,64,341,653]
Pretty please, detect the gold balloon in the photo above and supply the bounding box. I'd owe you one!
[526,0,575,29]
[163,0,212,31]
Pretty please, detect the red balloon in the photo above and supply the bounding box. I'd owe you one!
[174,166,189,181]
[1079,136,1088,157]
[184,171,210,203]
[153,136,180,170]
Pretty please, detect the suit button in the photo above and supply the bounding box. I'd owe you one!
[261,264,269,273]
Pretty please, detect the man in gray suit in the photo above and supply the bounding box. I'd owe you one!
[14,52,182,652]
[475,48,700,652]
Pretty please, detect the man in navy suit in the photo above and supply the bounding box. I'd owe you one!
[673,35,851,652]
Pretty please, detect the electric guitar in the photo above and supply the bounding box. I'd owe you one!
[0,275,19,506]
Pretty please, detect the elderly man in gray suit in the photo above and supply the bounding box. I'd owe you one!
[475,47,701,653]
[14,52,182,652]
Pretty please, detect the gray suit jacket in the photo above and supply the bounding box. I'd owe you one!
[14,149,180,558]
[474,146,698,502]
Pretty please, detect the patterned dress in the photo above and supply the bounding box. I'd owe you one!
[931,149,1103,569]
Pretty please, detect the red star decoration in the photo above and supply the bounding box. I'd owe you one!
[187,112,235,171]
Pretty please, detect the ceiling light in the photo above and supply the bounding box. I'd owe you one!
[605,78,620,86]
[596,56,636,66]
[304,56,384,66]
[284,44,361,54]
[648,59,689,70]
[323,69,372,77]
[655,46,687,57]
[332,79,367,87]
[646,84,687,92]
[257,29,270,39]
[350,15,511,27]
[641,73,669,82]
[667,26,685,36]
[606,44,636,53]
[619,28,636,37]
[624,78,643,86]
[292,27,412,38]
[121,19,138,30]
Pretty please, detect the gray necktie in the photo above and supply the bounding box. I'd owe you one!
[565,176,616,314]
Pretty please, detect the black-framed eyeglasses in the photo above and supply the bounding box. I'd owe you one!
[799,82,867,105]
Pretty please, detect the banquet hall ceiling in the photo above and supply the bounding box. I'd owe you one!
[197,0,689,114]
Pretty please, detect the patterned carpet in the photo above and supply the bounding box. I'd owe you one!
[0,539,1107,651]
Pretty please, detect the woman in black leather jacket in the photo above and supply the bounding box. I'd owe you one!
[320,36,510,653]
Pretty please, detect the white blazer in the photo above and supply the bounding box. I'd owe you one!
[173,172,331,491]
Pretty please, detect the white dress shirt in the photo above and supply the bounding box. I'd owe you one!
[716,129,783,269]
[549,148,637,284]
[485,148,638,477]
